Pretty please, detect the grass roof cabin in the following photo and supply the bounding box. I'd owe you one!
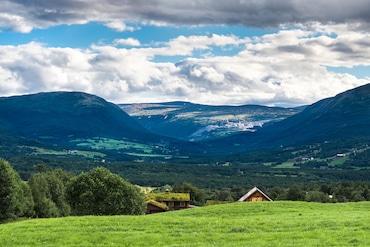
[145,192,190,214]
[145,200,169,214]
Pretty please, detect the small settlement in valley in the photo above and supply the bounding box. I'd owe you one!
[145,187,272,214]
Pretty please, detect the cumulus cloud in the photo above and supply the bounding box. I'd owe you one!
[1,0,370,32]
[0,24,369,106]
[104,21,137,32]
[113,38,141,47]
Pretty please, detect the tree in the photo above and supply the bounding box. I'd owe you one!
[28,168,73,218]
[0,159,33,220]
[267,186,286,200]
[173,183,206,206]
[66,167,145,216]
[286,184,305,201]
[213,188,234,202]
[305,191,329,203]
[18,182,34,218]
[230,187,247,201]
[28,173,58,218]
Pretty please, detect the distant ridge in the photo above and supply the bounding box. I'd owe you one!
[0,92,159,145]
[0,84,369,157]
[120,101,302,141]
[217,83,370,152]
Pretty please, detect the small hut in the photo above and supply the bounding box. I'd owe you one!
[145,192,190,214]
[145,200,168,214]
[238,187,273,202]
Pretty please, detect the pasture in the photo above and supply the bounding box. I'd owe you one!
[0,201,369,246]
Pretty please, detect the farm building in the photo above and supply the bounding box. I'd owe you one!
[238,187,273,202]
[146,200,168,214]
[145,192,190,214]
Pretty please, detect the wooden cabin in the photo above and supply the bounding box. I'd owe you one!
[145,192,190,214]
[238,187,273,202]
[146,200,168,214]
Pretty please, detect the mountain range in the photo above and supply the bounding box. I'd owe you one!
[120,102,302,141]
[217,83,370,152]
[0,92,188,161]
[0,83,369,159]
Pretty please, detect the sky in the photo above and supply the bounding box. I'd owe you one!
[0,1,370,107]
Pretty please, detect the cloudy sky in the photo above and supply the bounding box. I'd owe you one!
[0,0,369,107]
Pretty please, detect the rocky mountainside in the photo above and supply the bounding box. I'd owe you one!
[213,83,370,153]
[120,102,302,141]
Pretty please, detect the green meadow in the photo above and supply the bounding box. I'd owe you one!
[31,147,106,159]
[1,201,369,247]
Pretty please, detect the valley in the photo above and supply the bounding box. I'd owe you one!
[120,102,302,141]
[0,84,369,190]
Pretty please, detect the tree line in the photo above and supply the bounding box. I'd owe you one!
[1,157,370,222]
[163,181,370,205]
[0,159,145,221]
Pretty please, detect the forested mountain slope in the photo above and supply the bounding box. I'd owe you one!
[0,92,168,145]
[213,83,370,153]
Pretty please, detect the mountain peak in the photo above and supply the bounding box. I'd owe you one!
[0,91,149,142]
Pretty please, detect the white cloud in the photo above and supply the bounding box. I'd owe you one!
[0,24,369,106]
[113,38,141,47]
[104,21,137,32]
[0,13,33,33]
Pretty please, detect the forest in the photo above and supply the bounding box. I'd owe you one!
[1,156,369,222]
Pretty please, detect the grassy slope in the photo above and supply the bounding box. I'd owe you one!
[1,202,369,247]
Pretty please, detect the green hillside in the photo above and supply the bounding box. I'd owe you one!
[0,92,149,141]
[1,201,369,246]
[213,83,370,153]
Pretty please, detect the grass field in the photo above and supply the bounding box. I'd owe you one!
[72,138,158,152]
[1,201,369,246]
[31,147,106,159]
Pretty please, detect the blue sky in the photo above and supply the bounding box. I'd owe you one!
[0,23,274,56]
[0,1,369,107]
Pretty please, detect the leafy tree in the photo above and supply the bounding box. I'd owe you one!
[18,182,35,218]
[0,159,33,220]
[28,173,58,218]
[45,169,72,216]
[230,187,247,201]
[332,182,352,202]
[267,186,287,200]
[66,167,145,216]
[286,184,305,201]
[28,168,73,218]
[213,188,234,202]
[362,187,370,200]
[157,184,173,192]
[173,182,206,206]
[305,191,329,203]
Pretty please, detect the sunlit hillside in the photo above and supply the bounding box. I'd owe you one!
[1,201,369,247]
